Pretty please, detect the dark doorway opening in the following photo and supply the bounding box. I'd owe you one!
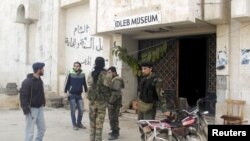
[179,37,207,107]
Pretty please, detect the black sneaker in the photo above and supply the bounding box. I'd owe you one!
[73,125,79,130]
[77,123,87,129]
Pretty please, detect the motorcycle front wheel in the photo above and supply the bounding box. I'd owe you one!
[184,133,204,141]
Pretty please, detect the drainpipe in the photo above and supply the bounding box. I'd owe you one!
[227,1,232,100]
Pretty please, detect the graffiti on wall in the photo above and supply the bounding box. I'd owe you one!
[65,24,103,51]
[216,47,227,70]
[80,56,92,66]
[217,75,227,90]
[79,56,109,67]
[73,25,90,35]
[241,49,250,65]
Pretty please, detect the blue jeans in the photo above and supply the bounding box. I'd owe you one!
[25,107,46,141]
[69,94,84,126]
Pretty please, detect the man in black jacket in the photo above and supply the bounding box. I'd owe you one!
[138,62,170,141]
[64,61,88,130]
[20,62,46,141]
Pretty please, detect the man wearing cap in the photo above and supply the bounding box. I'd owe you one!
[20,62,46,141]
[138,62,170,141]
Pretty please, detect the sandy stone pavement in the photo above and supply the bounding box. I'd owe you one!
[0,107,141,141]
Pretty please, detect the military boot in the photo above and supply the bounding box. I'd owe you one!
[108,130,120,136]
[108,135,118,140]
[108,130,119,140]
[108,130,114,136]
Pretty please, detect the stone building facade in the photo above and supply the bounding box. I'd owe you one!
[1,0,250,124]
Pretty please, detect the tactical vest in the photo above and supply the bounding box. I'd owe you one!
[139,75,159,103]
[112,76,125,89]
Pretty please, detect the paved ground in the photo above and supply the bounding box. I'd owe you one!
[0,108,140,141]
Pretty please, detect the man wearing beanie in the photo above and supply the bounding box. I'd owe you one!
[87,57,112,141]
[20,62,46,141]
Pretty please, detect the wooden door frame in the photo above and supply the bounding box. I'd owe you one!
[176,40,180,108]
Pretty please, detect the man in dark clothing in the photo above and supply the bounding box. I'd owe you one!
[64,61,88,130]
[20,62,46,141]
[138,62,170,141]
[87,56,112,141]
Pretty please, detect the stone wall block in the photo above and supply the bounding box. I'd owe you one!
[6,83,18,96]
[45,92,63,108]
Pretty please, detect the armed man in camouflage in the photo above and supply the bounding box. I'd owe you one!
[87,57,112,141]
[107,67,125,140]
[138,62,170,141]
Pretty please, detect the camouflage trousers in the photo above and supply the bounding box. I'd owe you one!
[89,101,107,141]
[138,106,157,141]
[108,104,121,131]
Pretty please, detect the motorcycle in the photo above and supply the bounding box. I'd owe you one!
[137,98,210,141]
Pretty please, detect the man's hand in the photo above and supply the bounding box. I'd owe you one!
[163,111,171,116]
[85,92,89,99]
[23,108,31,115]
[64,93,69,101]
[163,111,176,121]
